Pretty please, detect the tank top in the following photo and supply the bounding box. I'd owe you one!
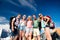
[20,20,26,26]
[41,20,45,28]
[15,19,19,26]
[27,21,32,28]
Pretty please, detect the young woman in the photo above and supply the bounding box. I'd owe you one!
[38,14,46,40]
[19,15,26,40]
[44,16,52,40]
[25,16,33,40]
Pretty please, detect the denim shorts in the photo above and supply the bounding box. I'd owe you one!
[19,26,26,31]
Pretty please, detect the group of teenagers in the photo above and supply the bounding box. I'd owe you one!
[10,13,55,40]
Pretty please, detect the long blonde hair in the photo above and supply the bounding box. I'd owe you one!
[27,16,32,21]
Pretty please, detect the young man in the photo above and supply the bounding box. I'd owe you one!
[10,14,21,40]
[33,14,40,40]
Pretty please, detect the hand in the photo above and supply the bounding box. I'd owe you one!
[12,29,14,32]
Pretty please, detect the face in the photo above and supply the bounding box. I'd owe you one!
[33,15,36,19]
[39,14,43,19]
[28,16,32,20]
[33,15,36,18]
[39,14,43,17]
[23,15,26,20]
[44,18,46,21]
[17,14,21,19]
[44,16,47,21]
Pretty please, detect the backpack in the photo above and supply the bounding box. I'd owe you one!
[10,16,16,29]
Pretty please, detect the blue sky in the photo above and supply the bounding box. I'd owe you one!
[0,0,60,27]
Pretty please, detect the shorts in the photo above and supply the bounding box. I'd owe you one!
[33,28,40,36]
[19,25,25,31]
[40,28,45,34]
[49,29,53,34]
[25,27,33,35]
[11,29,18,36]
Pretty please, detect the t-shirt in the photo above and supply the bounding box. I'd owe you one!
[33,20,39,28]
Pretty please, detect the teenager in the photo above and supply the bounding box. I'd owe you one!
[38,13,46,40]
[10,14,21,40]
[25,16,33,40]
[19,15,26,40]
[33,14,40,40]
[44,16,52,40]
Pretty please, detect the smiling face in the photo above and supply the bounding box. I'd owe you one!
[33,15,36,20]
[39,14,43,19]
[43,16,46,21]
[27,16,32,21]
[17,14,21,19]
[23,15,26,20]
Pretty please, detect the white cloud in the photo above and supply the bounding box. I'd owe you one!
[28,0,37,6]
[0,16,9,24]
[6,0,37,11]
[19,0,37,11]
[6,0,20,7]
